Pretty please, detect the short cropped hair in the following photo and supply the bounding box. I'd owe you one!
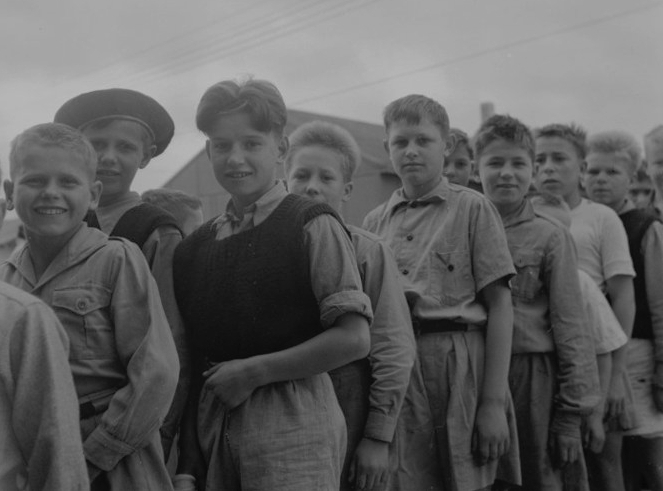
[474,114,535,161]
[645,125,663,148]
[9,123,97,179]
[534,123,587,159]
[383,94,450,137]
[285,120,362,183]
[196,78,287,137]
[449,128,474,160]
[586,131,641,175]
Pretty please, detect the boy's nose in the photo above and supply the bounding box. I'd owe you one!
[305,180,321,195]
[227,146,245,165]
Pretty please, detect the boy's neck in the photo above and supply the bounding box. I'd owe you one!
[565,190,582,210]
[495,199,524,219]
[99,190,135,208]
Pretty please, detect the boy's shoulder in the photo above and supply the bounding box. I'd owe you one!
[0,280,44,310]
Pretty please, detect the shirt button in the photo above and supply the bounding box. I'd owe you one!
[401,269,409,275]
[76,299,87,311]
[448,264,455,272]
[406,234,414,241]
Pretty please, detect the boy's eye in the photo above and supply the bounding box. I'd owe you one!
[391,138,407,148]
[416,137,430,146]
[587,169,600,175]
[212,141,231,152]
[118,142,137,152]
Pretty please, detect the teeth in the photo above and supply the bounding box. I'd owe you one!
[228,172,251,178]
[35,208,66,215]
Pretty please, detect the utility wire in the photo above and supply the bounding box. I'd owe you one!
[291,0,663,107]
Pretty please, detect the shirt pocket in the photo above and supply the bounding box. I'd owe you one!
[510,251,544,302]
[52,285,115,360]
[428,250,474,304]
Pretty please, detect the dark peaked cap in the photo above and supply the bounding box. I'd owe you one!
[54,88,175,157]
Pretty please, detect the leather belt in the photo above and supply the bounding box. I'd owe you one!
[412,317,469,335]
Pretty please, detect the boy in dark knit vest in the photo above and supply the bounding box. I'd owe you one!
[172,79,372,491]
[585,131,663,490]
[285,120,420,491]
[53,89,188,460]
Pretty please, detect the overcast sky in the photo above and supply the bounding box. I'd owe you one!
[1,0,661,194]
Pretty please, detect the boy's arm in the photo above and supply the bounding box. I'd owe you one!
[349,232,416,490]
[605,274,635,419]
[9,300,89,490]
[642,224,663,398]
[585,353,611,453]
[83,243,179,473]
[142,225,190,458]
[202,214,373,409]
[546,230,600,435]
[473,278,513,466]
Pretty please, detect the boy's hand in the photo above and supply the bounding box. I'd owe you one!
[549,433,582,468]
[202,358,260,409]
[606,370,626,419]
[583,411,606,454]
[472,400,510,466]
[349,437,389,490]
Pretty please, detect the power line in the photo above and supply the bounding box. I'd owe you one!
[291,0,663,107]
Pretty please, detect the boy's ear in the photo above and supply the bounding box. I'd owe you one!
[342,181,354,203]
[205,140,212,161]
[88,180,103,211]
[444,133,458,157]
[3,180,14,211]
[277,135,290,164]
[139,144,157,170]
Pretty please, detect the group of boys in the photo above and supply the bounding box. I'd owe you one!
[1,77,662,491]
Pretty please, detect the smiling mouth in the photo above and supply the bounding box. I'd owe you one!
[34,207,66,215]
[226,172,252,178]
[97,170,119,177]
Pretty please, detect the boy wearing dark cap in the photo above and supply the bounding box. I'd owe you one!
[54,88,188,460]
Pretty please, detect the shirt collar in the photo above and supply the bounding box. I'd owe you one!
[388,177,449,214]
[502,198,535,228]
[616,198,635,215]
[216,181,287,229]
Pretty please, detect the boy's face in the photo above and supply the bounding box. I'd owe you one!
[4,145,101,242]
[286,145,352,213]
[534,136,584,203]
[443,143,473,187]
[629,180,655,209]
[82,119,153,207]
[205,112,288,208]
[478,139,532,214]
[385,116,449,199]
[584,152,631,211]
[645,141,663,196]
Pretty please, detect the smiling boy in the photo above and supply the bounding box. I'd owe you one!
[478,115,599,491]
[0,123,178,490]
[54,89,188,459]
[442,128,474,187]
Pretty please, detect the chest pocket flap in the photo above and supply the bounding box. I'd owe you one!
[52,285,115,360]
[510,250,544,302]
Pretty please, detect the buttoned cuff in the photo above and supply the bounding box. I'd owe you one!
[319,290,373,328]
[550,411,582,439]
[84,426,137,472]
[364,410,398,443]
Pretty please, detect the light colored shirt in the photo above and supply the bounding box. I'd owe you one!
[362,179,515,324]
[349,225,416,442]
[0,225,179,473]
[212,181,372,326]
[502,199,600,418]
[92,191,188,448]
[569,198,634,290]
[0,282,89,491]
[578,269,627,355]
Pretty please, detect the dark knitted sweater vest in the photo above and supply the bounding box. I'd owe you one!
[85,203,179,248]
[619,208,660,340]
[173,194,343,364]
